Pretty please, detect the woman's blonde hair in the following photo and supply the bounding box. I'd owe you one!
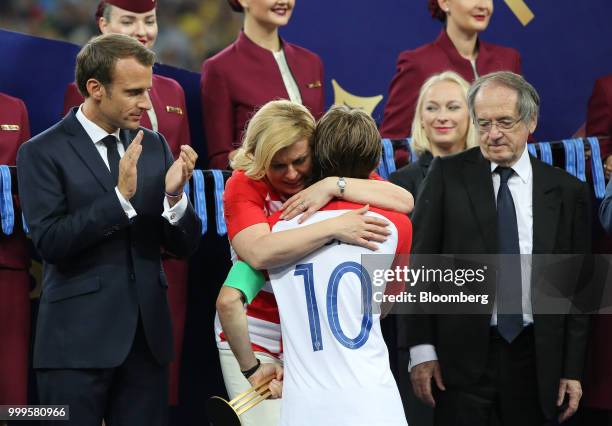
[411,71,478,155]
[231,100,316,179]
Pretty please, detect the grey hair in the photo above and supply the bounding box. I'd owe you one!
[467,71,540,124]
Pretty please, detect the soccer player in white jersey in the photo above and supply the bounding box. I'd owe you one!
[220,106,411,425]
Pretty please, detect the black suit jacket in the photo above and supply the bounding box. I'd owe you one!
[408,147,590,419]
[389,151,433,210]
[387,151,432,351]
[17,109,201,369]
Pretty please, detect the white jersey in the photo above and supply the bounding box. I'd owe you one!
[269,203,410,426]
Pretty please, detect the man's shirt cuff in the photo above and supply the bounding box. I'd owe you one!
[115,187,137,219]
[162,194,187,225]
[408,344,438,372]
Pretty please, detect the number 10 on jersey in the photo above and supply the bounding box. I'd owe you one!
[294,261,373,352]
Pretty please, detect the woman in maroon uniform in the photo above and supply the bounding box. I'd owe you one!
[62,0,191,407]
[201,0,325,170]
[380,0,521,148]
[0,92,31,407]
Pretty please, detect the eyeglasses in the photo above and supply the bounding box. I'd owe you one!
[476,118,522,133]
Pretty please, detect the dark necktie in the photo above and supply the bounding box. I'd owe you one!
[102,135,120,184]
[496,167,523,342]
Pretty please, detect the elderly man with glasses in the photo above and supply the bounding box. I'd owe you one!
[405,71,590,426]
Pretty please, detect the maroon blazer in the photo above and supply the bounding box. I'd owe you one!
[0,93,31,406]
[200,31,325,170]
[0,92,30,270]
[380,30,522,139]
[63,74,191,158]
[586,75,612,159]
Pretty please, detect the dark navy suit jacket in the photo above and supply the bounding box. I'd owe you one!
[17,108,201,369]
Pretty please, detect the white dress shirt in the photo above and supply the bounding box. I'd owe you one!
[410,146,534,369]
[273,49,303,104]
[75,106,186,224]
[145,93,159,132]
[490,146,534,326]
[470,59,479,79]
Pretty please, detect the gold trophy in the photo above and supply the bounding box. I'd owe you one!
[207,376,274,426]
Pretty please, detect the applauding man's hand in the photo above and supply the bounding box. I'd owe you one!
[165,145,198,206]
[118,130,144,200]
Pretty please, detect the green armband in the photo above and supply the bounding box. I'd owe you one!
[223,261,266,304]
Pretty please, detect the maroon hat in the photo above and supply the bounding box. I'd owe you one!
[227,0,244,13]
[428,0,446,22]
[95,0,157,21]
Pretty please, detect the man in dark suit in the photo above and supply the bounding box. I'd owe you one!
[17,34,200,426]
[63,0,195,407]
[407,71,590,426]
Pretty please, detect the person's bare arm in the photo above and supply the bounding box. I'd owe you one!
[281,177,413,222]
[232,205,390,270]
[216,286,283,397]
[216,286,258,370]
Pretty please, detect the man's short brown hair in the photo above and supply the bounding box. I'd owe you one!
[75,33,156,98]
[312,105,381,181]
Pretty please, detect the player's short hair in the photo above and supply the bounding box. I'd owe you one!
[76,33,155,98]
[313,105,381,180]
[232,100,316,179]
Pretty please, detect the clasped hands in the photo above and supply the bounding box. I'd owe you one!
[117,130,198,206]
[279,178,391,250]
